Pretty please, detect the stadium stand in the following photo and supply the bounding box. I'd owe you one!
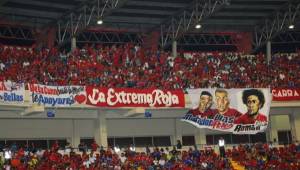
[0,45,299,89]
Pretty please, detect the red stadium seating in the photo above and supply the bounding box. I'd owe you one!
[0,45,299,89]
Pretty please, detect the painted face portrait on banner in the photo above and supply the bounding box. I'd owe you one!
[215,89,230,114]
[187,91,215,119]
[234,89,267,125]
[214,89,241,118]
[182,88,271,134]
[198,91,213,113]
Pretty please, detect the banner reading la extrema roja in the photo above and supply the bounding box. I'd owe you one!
[181,88,271,134]
[86,87,185,107]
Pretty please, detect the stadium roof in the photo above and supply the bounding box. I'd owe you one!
[0,0,297,30]
[0,0,299,51]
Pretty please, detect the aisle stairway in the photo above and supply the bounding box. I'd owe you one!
[230,159,245,170]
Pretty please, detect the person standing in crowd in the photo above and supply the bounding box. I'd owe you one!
[78,142,87,153]
[10,142,17,154]
[91,139,99,152]
[214,89,242,117]
[51,140,59,152]
[65,142,72,154]
[145,146,151,155]
[218,137,226,158]
[176,140,182,150]
[31,142,37,154]
[234,89,267,124]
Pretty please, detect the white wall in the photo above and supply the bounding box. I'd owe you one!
[0,119,92,139]
[0,113,293,142]
[107,119,175,137]
[272,115,291,130]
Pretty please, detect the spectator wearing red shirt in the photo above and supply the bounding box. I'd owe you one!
[234,89,267,124]
[51,140,59,152]
[91,140,99,152]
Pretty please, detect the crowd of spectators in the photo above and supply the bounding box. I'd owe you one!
[0,141,233,170]
[0,44,299,90]
[1,141,300,169]
[229,142,300,169]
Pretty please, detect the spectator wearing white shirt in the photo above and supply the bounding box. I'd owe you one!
[0,62,5,71]
[218,137,226,158]
[120,153,126,164]
[159,157,166,167]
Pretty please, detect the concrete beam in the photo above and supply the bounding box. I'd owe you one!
[123,108,145,117]
[20,105,44,116]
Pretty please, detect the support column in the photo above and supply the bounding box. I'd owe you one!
[172,40,177,57]
[71,119,81,148]
[291,109,300,142]
[269,115,278,144]
[265,123,272,143]
[94,110,108,148]
[71,37,77,51]
[289,111,297,142]
[266,40,271,64]
[172,118,182,146]
[295,114,300,142]
[195,129,206,146]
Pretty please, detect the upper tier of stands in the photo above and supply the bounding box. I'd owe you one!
[0,45,299,89]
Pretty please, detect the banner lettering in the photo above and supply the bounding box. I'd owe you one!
[28,84,86,107]
[86,87,185,107]
[272,88,300,101]
[0,81,25,104]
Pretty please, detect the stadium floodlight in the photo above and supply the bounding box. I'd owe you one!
[97,18,103,25]
[195,24,201,29]
[288,24,294,29]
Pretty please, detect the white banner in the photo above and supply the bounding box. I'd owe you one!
[28,84,86,107]
[182,88,271,134]
[0,81,25,104]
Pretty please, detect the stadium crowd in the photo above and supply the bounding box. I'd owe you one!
[1,141,300,169]
[1,44,299,168]
[229,142,300,170]
[0,44,299,89]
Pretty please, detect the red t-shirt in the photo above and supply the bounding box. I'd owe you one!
[91,143,99,152]
[190,108,214,118]
[213,108,242,117]
[234,113,267,124]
